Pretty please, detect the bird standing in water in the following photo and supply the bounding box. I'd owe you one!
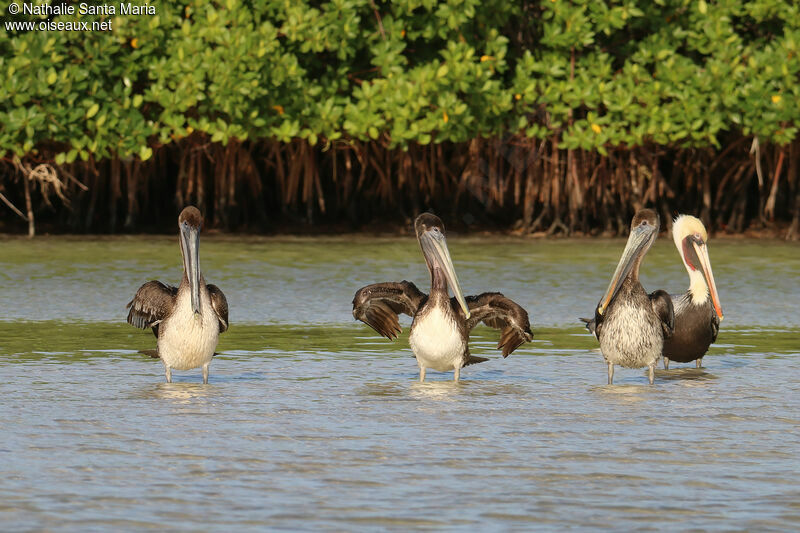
[586,209,674,385]
[662,215,723,369]
[352,213,532,381]
[127,206,229,384]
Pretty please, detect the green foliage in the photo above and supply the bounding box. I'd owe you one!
[1,0,798,161]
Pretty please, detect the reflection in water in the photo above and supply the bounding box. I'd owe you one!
[590,384,656,408]
[657,368,718,382]
[356,382,408,398]
[408,380,463,401]
[140,382,222,404]
[358,377,532,402]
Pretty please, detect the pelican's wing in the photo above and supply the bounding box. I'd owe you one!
[207,284,229,333]
[126,280,178,337]
[710,311,720,343]
[352,281,426,340]
[649,289,675,338]
[464,292,533,357]
[580,317,597,338]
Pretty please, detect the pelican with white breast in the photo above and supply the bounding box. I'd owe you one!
[126,206,229,383]
[352,213,532,381]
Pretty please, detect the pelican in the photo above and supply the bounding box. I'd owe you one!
[662,215,723,369]
[352,213,532,381]
[126,206,229,384]
[585,209,674,384]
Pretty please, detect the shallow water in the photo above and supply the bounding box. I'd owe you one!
[0,235,798,530]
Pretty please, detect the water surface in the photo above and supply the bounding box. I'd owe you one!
[0,235,798,530]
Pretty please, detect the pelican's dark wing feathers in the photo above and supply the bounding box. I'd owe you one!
[207,284,229,333]
[463,292,533,357]
[710,312,720,344]
[649,289,675,338]
[352,281,427,340]
[126,280,178,337]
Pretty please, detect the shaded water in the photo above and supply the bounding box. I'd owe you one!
[1,235,798,530]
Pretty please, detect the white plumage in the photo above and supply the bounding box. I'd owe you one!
[158,287,219,371]
[409,306,465,372]
[672,214,711,305]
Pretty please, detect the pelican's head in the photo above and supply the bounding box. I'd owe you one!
[178,206,203,316]
[414,213,470,319]
[672,215,723,320]
[597,209,660,317]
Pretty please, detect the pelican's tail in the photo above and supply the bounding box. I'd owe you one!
[464,355,489,367]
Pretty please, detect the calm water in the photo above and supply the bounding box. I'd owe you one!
[0,234,798,531]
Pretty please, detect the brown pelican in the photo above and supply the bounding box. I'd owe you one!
[352,213,532,381]
[586,209,674,384]
[126,206,229,384]
[662,215,723,369]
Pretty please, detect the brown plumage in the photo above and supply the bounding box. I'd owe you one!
[205,284,230,333]
[648,289,675,339]
[126,280,178,336]
[465,292,532,357]
[352,281,425,340]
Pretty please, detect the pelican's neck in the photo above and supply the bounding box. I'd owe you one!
[430,266,448,291]
[629,254,644,283]
[687,268,708,305]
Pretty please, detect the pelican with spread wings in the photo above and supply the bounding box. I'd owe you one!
[126,206,229,384]
[352,213,532,381]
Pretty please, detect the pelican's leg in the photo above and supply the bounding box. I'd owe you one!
[648,364,655,385]
[454,367,460,382]
[202,363,209,384]
[696,358,703,369]
[165,365,172,383]
[419,367,426,382]
[664,357,670,370]
[607,362,614,385]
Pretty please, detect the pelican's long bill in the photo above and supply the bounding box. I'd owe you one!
[597,223,657,316]
[686,237,724,320]
[419,229,470,319]
[180,221,202,315]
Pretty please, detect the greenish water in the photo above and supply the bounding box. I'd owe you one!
[0,235,798,530]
